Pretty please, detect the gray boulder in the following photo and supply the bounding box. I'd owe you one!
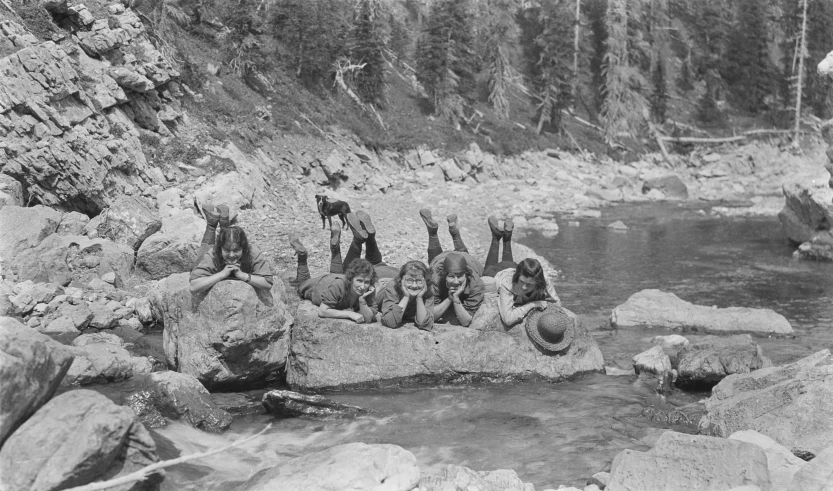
[788,446,833,490]
[699,349,833,456]
[611,289,793,335]
[63,342,151,386]
[606,431,771,491]
[675,334,770,386]
[729,430,805,491]
[0,317,74,447]
[642,174,688,200]
[124,371,232,432]
[94,196,161,250]
[135,232,199,280]
[778,182,833,245]
[56,211,90,236]
[287,297,604,391]
[12,234,134,286]
[160,277,291,390]
[420,465,535,491]
[0,389,163,491]
[232,442,419,491]
[262,390,368,419]
[0,205,61,261]
[0,174,23,208]
[632,345,672,376]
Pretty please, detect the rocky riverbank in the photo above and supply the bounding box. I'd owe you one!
[2,2,833,489]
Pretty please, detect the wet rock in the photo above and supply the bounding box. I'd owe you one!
[136,232,199,280]
[12,234,134,286]
[729,430,805,490]
[650,334,689,350]
[606,431,770,491]
[233,442,419,491]
[588,471,610,489]
[0,389,163,491]
[126,371,232,432]
[63,342,146,386]
[262,390,368,419]
[778,182,833,245]
[789,446,833,490]
[288,298,604,391]
[57,211,90,236]
[675,334,770,387]
[611,289,793,335]
[160,277,291,390]
[210,392,265,416]
[0,174,23,208]
[420,464,535,491]
[698,349,833,456]
[95,196,162,250]
[0,317,74,447]
[632,346,672,376]
[126,297,154,324]
[0,205,61,261]
[642,174,688,200]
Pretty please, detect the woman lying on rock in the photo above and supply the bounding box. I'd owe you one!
[375,260,434,331]
[483,216,561,327]
[419,209,485,326]
[342,211,399,280]
[189,205,273,294]
[290,218,379,324]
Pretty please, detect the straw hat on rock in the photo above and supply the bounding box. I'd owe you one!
[525,305,576,353]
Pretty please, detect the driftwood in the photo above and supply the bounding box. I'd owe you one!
[65,424,273,491]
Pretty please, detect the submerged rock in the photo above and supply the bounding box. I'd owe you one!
[288,298,604,391]
[262,390,368,419]
[0,389,163,491]
[699,349,833,456]
[125,371,232,432]
[159,275,291,390]
[611,289,793,335]
[642,174,688,200]
[0,316,74,447]
[420,464,535,491]
[233,442,419,491]
[606,431,770,491]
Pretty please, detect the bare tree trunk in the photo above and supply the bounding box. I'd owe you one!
[794,0,808,147]
[572,0,581,104]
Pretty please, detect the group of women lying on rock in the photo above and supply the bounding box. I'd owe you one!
[187,202,562,331]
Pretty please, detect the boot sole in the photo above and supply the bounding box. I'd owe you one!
[488,216,504,239]
[356,211,375,235]
[346,213,368,240]
[504,218,514,234]
[330,222,342,247]
[289,236,307,256]
[420,209,438,230]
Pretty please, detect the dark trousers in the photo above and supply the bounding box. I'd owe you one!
[483,233,515,277]
[296,241,345,286]
[427,229,468,264]
[343,233,383,270]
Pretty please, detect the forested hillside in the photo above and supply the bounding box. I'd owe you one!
[11,0,833,156]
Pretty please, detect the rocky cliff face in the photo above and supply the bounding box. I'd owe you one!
[0,3,180,214]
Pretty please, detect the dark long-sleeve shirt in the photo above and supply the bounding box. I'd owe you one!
[375,280,434,331]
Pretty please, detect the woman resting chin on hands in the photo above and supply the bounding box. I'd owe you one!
[189,226,273,294]
[375,260,434,331]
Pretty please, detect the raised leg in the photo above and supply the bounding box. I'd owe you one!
[484,216,503,269]
[329,222,344,274]
[290,236,311,286]
[342,212,367,270]
[421,209,442,263]
[447,214,468,253]
[502,218,514,263]
[191,205,219,269]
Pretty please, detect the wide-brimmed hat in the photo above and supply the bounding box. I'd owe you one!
[525,305,576,353]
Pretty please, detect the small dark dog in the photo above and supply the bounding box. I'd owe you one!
[315,194,351,230]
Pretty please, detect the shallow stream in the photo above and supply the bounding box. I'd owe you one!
[153,203,833,490]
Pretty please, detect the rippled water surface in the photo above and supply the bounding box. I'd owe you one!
[155,204,833,490]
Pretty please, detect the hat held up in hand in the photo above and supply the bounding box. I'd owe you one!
[525,305,576,353]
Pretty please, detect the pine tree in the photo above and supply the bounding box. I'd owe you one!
[477,0,520,119]
[532,0,575,134]
[651,56,668,122]
[676,55,694,92]
[349,0,387,105]
[783,0,833,119]
[585,0,608,116]
[416,0,476,123]
[721,0,777,113]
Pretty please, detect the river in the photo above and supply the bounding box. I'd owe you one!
[153,203,833,490]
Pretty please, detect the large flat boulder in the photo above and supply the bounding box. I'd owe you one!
[160,278,291,390]
[676,334,770,387]
[0,316,74,447]
[729,430,805,491]
[287,297,604,391]
[611,289,793,335]
[63,342,151,386]
[606,431,771,491]
[12,233,134,286]
[778,182,833,244]
[232,442,420,491]
[94,196,161,250]
[698,350,833,456]
[0,389,163,491]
